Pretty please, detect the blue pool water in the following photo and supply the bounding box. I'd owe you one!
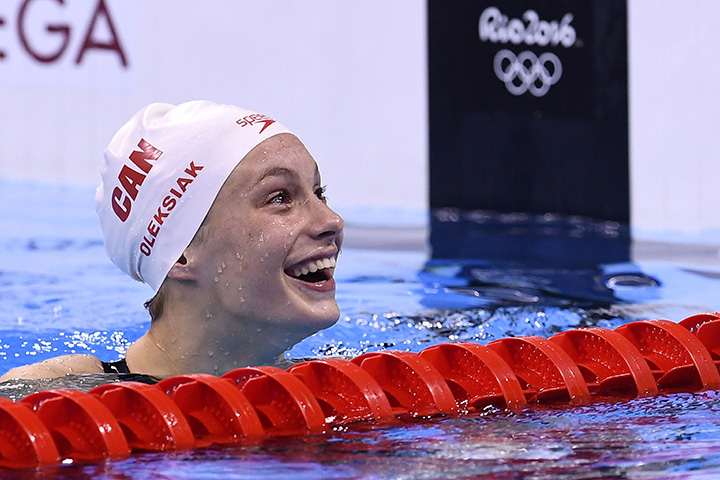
[1,178,720,478]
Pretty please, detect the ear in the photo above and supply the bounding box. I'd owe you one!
[166,252,198,282]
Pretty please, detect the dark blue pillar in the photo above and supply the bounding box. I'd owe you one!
[428,1,629,223]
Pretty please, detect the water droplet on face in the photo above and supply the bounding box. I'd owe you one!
[214,277,220,283]
[208,350,214,357]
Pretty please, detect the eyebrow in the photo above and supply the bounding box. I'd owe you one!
[249,165,321,190]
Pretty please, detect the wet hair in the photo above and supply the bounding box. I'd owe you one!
[143,213,208,323]
[144,284,167,323]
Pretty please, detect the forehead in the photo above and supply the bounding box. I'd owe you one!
[210,134,320,203]
[203,134,320,227]
[231,133,319,188]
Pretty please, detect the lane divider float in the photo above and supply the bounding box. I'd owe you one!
[0,313,719,469]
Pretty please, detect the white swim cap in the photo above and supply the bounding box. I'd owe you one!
[96,100,292,291]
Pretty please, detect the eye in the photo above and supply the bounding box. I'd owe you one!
[315,186,328,203]
[268,190,291,205]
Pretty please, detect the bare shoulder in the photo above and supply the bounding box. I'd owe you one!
[0,354,104,381]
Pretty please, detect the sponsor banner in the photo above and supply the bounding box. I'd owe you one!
[0,1,428,212]
[0,0,136,90]
[429,0,629,223]
[471,2,592,117]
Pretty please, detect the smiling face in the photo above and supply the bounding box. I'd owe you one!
[185,133,344,337]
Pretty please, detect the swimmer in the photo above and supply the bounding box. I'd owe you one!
[0,101,343,380]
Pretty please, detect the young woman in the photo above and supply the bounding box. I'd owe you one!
[1,100,343,380]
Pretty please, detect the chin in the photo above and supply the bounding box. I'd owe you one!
[311,310,341,330]
[264,303,338,333]
[298,304,341,332]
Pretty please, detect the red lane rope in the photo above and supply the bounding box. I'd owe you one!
[222,366,327,436]
[90,382,195,452]
[550,327,659,397]
[287,358,395,425]
[156,374,265,446]
[486,336,592,405]
[616,319,720,391]
[351,351,458,417]
[419,342,527,412]
[1,313,719,469]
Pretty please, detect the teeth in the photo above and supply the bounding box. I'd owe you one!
[291,256,337,278]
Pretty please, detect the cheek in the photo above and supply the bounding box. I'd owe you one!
[223,229,289,283]
[216,215,301,282]
[258,219,301,254]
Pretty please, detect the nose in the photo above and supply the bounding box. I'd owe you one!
[310,199,344,244]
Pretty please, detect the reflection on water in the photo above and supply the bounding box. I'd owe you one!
[1,179,720,478]
[0,373,159,402]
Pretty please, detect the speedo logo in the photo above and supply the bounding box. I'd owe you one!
[111,139,163,222]
[236,113,275,133]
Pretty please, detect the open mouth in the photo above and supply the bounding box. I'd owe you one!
[286,256,337,284]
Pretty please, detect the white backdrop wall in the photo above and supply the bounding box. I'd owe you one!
[628,0,720,235]
[1,1,719,233]
[0,0,428,213]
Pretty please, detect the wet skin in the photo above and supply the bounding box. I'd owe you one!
[183,132,344,334]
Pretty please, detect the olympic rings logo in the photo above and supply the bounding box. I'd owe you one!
[493,49,562,97]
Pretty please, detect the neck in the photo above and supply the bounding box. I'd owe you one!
[124,305,306,378]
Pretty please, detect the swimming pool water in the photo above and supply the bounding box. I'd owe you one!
[1,178,720,478]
